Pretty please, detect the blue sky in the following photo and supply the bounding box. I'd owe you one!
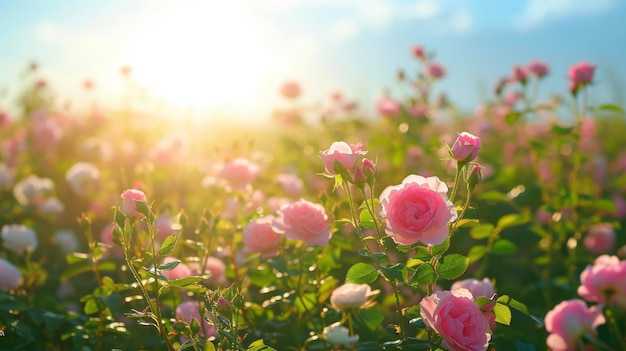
[0,0,625,122]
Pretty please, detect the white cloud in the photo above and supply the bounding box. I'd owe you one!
[412,0,442,19]
[331,18,360,40]
[34,21,60,43]
[514,0,615,30]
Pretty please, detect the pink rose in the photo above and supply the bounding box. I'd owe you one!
[380,175,457,246]
[451,278,496,329]
[120,189,147,218]
[568,61,595,93]
[175,301,216,338]
[330,283,373,311]
[451,132,481,162]
[280,81,301,99]
[512,65,528,83]
[420,289,491,351]
[160,257,192,281]
[583,223,616,255]
[216,158,259,190]
[272,199,332,246]
[319,141,367,175]
[0,258,22,292]
[545,299,605,351]
[411,45,426,59]
[425,62,446,79]
[527,60,549,78]
[577,255,626,308]
[155,214,177,241]
[276,173,303,197]
[189,257,227,287]
[377,96,401,118]
[243,216,282,258]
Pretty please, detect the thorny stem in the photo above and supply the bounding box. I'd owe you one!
[345,181,406,339]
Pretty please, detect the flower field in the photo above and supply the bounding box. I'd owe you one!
[1,45,626,351]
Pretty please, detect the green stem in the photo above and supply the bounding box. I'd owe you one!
[449,162,464,204]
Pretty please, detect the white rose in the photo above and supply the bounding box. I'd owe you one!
[323,323,359,347]
[0,258,22,291]
[2,224,38,255]
[330,283,373,311]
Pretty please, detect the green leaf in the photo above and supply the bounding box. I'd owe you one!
[491,239,518,255]
[496,213,530,230]
[359,208,376,229]
[158,259,181,271]
[158,233,178,256]
[592,103,624,114]
[346,263,378,284]
[168,276,206,287]
[468,245,487,262]
[505,111,522,125]
[205,341,217,351]
[135,200,151,219]
[358,307,385,331]
[493,302,512,326]
[497,295,529,315]
[551,125,575,135]
[478,190,509,203]
[431,237,450,256]
[411,263,436,286]
[381,263,406,282]
[455,218,479,228]
[470,224,494,240]
[246,339,277,351]
[437,254,469,280]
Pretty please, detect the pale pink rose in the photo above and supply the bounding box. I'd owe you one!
[425,62,446,79]
[120,189,147,218]
[150,133,189,165]
[451,278,496,328]
[155,214,177,241]
[527,60,549,78]
[280,81,301,99]
[0,258,22,292]
[420,289,491,351]
[377,96,401,118]
[65,162,100,198]
[160,257,192,281]
[276,173,303,197]
[330,283,373,311]
[408,102,427,119]
[578,255,626,308]
[190,257,227,287]
[380,175,457,246]
[267,197,292,212]
[272,199,332,246]
[319,141,367,175]
[450,132,481,162]
[545,299,605,351]
[175,301,216,338]
[2,224,37,255]
[12,174,55,207]
[584,223,616,255]
[32,118,63,150]
[216,158,259,190]
[243,216,281,258]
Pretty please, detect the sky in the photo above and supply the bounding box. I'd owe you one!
[0,0,625,123]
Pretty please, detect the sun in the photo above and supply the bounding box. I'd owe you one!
[123,2,277,110]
